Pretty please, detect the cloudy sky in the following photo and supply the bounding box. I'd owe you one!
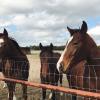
[0,0,100,46]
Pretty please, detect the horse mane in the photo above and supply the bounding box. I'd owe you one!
[9,37,24,55]
[86,33,97,48]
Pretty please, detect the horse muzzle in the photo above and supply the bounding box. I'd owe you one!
[57,63,64,73]
[59,63,64,73]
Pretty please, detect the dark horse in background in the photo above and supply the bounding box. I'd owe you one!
[39,43,63,100]
[57,21,100,100]
[0,29,29,100]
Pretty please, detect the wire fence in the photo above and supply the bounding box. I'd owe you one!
[0,77,100,100]
[0,56,99,100]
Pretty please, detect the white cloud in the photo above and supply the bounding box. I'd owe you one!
[88,26,100,45]
[0,0,100,46]
[0,0,33,15]
[88,26,100,35]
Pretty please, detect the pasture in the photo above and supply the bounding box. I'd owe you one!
[0,50,70,100]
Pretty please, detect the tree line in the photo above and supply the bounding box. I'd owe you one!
[23,45,100,51]
[30,45,65,50]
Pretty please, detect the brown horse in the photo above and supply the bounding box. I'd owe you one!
[0,29,29,100]
[57,21,100,100]
[39,43,63,100]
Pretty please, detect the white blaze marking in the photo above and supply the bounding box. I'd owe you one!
[0,39,4,43]
[67,36,73,47]
[57,36,73,72]
[8,92,16,100]
[49,92,53,99]
[13,93,17,100]
[0,38,4,47]
[60,92,63,96]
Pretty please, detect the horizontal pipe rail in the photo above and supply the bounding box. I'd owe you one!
[0,77,100,99]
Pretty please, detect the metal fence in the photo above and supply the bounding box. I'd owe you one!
[0,57,99,100]
[0,77,100,100]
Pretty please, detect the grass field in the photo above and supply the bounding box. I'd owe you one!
[0,50,70,100]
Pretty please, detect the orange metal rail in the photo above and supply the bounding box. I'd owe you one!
[0,77,100,99]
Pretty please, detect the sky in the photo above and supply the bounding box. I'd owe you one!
[0,0,100,46]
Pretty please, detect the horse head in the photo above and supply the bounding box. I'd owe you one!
[57,21,97,73]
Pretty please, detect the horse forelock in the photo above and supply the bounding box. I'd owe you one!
[9,37,24,54]
[0,36,25,58]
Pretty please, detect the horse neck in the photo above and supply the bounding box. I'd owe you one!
[4,40,24,59]
[84,34,100,64]
[84,47,100,78]
[48,52,58,69]
[88,47,100,65]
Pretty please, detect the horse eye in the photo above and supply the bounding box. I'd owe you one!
[73,42,78,45]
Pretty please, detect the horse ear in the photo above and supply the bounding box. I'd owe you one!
[39,43,43,50]
[50,43,53,50]
[80,21,88,34]
[67,27,74,36]
[3,28,8,36]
